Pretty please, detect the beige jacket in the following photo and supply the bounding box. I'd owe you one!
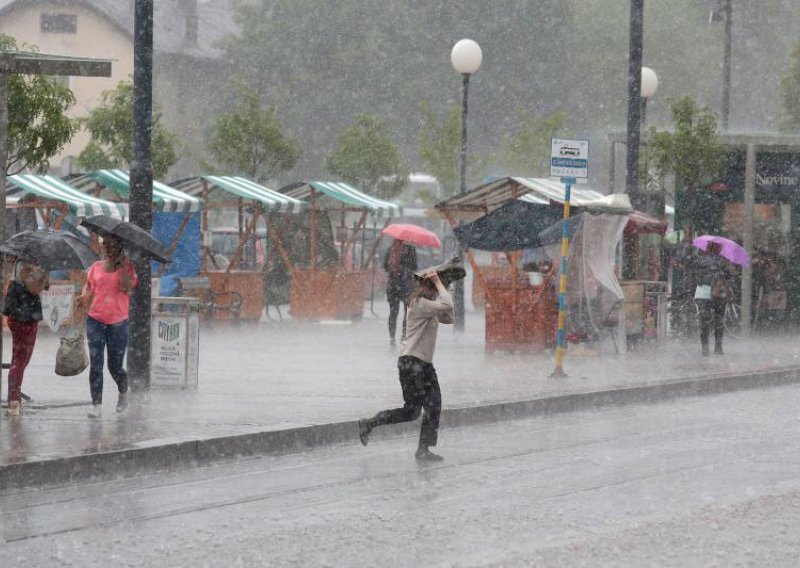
[399,290,454,363]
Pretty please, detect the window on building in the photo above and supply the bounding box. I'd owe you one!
[41,13,77,34]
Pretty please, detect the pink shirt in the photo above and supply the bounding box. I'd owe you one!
[86,260,138,325]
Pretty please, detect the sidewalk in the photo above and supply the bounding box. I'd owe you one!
[2,303,800,489]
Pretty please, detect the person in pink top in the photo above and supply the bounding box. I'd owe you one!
[76,235,137,418]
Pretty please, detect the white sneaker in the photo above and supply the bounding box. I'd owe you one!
[87,404,102,419]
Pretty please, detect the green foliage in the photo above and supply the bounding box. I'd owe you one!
[0,34,78,174]
[76,80,178,178]
[206,85,299,182]
[324,114,407,198]
[646,96,725,234]
[780,39,800,132]
[496,109,567,177]
[417,103,461,198]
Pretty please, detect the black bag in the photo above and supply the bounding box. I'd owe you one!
[3,280,43,322]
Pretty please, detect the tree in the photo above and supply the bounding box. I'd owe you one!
[206,85,299,182]
[495,109,567,177]
[780,39,800,132]
[646,96,725,237]
[417,103,461,199]
[324,114,407,198]
[76,80,178,178]
[0,35,77,174]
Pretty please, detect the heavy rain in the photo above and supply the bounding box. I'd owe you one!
[2,0,800,566]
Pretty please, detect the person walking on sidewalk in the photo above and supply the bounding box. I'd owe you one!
[3,259,48,416]
[76,235,137,418]
[694,242,731,356]
[359,269,453,462]
[383,240,417,346]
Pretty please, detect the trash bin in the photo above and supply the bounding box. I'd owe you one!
[151,297,200,388]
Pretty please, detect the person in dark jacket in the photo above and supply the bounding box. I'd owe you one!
[383,240,417,346]
[694,242,731,356]
[359,270,453,461]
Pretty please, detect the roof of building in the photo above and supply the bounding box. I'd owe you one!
[0,0,238,59]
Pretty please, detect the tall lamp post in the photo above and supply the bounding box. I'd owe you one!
[625,0,645,212]
[450,38,482,332]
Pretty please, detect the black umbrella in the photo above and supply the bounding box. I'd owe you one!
[0,229,99,270]
[454,200,562,252]
[81,215,170,263]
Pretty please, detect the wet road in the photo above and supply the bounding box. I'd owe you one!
[4,384,800,566]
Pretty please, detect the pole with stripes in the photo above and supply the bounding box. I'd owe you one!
[552,176,575,377]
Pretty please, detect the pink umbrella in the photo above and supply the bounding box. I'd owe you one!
[692,235,750,266]
[382,224,442,248]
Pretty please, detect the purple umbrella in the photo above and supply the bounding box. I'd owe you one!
[692,235,750,267]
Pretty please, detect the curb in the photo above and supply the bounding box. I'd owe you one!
[2,365,799,492]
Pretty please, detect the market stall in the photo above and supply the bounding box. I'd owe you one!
[172,175,306,322]
[4,174,127,327]
[434,176,614,351]
[279,181,401,320]
[619,211,669,346]
[69,169,202,296]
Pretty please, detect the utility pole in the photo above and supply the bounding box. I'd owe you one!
[721,0,732,131]
[129,0,154,391]
[625,0,645,211]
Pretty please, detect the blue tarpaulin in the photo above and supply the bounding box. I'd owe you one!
[151,211,201,296]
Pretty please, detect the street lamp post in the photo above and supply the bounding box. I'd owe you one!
[450,38,482,332]
[129,0,154,391]
[625,0,645,212]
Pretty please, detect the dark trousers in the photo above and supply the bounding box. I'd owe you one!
[7,317,38,403]
[696,299,725,350]
[387,300,407,341]
[87,316,130,405]
[368,355,441,448]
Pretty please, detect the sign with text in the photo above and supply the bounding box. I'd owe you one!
[151,311,199,388]
[550,138,589,178]
[40,284,74,332]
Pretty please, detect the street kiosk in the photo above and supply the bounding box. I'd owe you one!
[279,181,401,320]
[69,169,202,297]
[172,175,306,322]
[433,176,611,351]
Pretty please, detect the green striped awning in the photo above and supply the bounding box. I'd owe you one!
[435,176,607,215]
[280,181,402,217]
[6,174,127,218]
[69,169,202,213]
[172,176,306,214]
[280,181,403,217]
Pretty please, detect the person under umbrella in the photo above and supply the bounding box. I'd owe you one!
[383,239,417,346]
[76,234,137,417]
[358,258,464,462]
[693,241,734,356]
[0,229,98,416]
[2,258,49,416]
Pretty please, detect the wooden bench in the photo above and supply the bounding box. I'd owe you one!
[177,276,242,320]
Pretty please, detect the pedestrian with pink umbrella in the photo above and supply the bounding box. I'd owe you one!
[692,235,749,356]
[381,224,441,347]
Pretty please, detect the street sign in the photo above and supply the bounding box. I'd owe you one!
[550,138,589,178]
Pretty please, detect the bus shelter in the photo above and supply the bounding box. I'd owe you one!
[173,175,306,322]
[69,169,202,296]
[279,181,401,320]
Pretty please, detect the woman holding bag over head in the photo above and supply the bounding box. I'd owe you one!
[76,235,137,418]
[3,259,49,416]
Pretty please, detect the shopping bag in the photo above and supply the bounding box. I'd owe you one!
[55,332,88,376]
